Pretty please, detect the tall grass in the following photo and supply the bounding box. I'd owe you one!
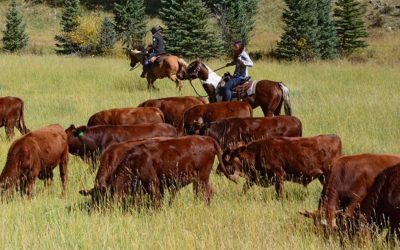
[0,54,399,249]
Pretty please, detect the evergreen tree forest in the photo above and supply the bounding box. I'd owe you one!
[2,0,370,59]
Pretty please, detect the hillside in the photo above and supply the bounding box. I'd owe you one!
[0,0,399,60]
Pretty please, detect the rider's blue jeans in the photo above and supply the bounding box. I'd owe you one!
[223,77,244,101]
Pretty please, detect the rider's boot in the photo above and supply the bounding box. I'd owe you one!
[141,60,150,78]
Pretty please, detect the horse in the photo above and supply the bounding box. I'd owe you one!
[128,49,188,91]
[183,60,292,117]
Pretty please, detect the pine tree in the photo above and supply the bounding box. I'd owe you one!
[334,0,368,55]
[207,0,258,54]
[113,0,148,49]
[160,0,223,59]
[2,0,29,52]
[97,17,117,55]
[316,0,338,59]
[275,0,320,61]
[54,0,81,54]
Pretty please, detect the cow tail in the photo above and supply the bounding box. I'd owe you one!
[211,138,236,183]
[278,82,292,116]
[18,102,29,134]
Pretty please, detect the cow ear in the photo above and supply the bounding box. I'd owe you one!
[79,189,93,196]
[73,126,87,137]
[65,124,76,134]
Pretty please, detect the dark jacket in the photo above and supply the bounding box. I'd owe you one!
[151,32,166,56]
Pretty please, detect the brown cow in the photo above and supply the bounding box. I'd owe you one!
[301,154,400,231]
[221,135,342,197]
[358,163,400,238]
[80,136,236,208]
[87,107,164,126]
[183,101,253,135]
[138,96,206,134]
[80,137,174,204]
[0,124,68,197]
[65,124,177,165]
[203,116,302,149]
[0,96,29,140]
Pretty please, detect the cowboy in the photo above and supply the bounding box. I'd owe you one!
[223,41,253,101]
[141,27,166,78]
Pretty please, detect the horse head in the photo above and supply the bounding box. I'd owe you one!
[186,59,209,80]
[129,49,145,69]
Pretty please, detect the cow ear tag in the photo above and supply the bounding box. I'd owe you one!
[78,131,84,138]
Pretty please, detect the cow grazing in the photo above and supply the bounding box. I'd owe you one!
[87,107,164,126]
[80,136,236,208]
[0,96,29,140]
[204,116,302,149]
[138,96,206,134]
[301,154,400,231]
[221,135,342,197]
[65,124,177,165]
[359,163,400,238]
[80,137,174,204]
[0,124,68,197]
[183,101,253,135]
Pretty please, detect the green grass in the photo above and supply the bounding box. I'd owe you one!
[0,54,399,249]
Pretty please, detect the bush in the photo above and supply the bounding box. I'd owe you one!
[68,14,102,56]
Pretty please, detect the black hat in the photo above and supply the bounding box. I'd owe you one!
[151,27,159,35]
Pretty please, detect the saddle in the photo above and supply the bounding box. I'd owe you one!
[218,73,253,99]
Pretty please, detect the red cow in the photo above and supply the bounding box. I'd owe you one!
[0,124,68,197]
[221,135,342,197]
[0,96,29,140]
[87,107,164,126]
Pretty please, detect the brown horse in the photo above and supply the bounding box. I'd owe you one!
[129,49,188,91]
[183,60,292,117]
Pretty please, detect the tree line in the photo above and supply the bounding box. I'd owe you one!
[2,0,368,61]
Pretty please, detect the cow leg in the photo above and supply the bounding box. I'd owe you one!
[26,167,41,198]
[5,124,15,140]
[274,174,285,199]
[147,181,162,209]
[59,151,69,197]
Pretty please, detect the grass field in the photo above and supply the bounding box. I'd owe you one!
[0,54,399,249]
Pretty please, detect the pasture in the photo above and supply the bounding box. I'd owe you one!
[0,54,399,249]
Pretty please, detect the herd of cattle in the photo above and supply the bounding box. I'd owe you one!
[0,95,399,239]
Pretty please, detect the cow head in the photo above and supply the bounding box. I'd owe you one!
[65,124,96,159]
[79,186,109,206]
[218,146,247,178]
[184,117,206,135]
[300,209,340,236]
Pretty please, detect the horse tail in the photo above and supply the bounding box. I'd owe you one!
[278,82,292,116]
[18,101,29,134]
[176,57,188,79]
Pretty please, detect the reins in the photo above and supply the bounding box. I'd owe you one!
[189,80,209,98]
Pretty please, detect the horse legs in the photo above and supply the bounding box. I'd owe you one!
[169,74,183,91]
[146,77,158,91]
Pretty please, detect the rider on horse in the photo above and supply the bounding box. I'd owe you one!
[141,27,166,78]
[223,41,253,101]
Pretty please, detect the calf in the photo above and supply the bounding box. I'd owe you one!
[138,96,206,134]
[87,107,164,126]
[183,101,253,135]
[65,124,177,165]
[0,124,68,196]
[302,154,400,231]
[359,163,400,238]
[80,136,236,208]
[204,116,302,149]
[0,96,29,140]
[221,135,342,197]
